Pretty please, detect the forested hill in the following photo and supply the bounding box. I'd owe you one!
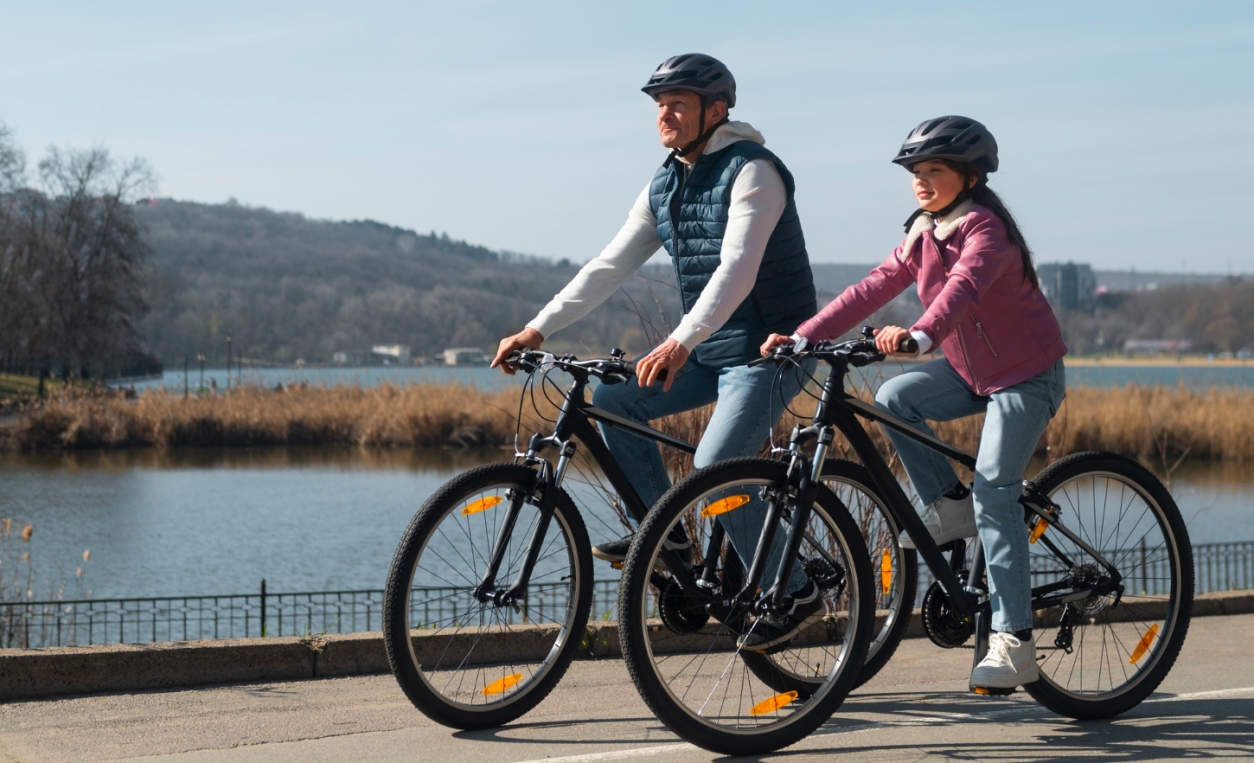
[134,200,920,366]
[136,200,681,364]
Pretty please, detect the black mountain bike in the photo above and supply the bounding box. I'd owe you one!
[382,349,703,728]
[618,328,1193,755]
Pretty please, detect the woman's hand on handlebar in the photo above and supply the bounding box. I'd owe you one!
[491,327,544,374]
[873,326,917,357]
[760,333,795,357]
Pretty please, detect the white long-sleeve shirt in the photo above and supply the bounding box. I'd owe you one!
[527,121,787,351]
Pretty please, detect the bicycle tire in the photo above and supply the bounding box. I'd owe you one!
[1021,452,1193,719]
[819,459,918,689]
[383,463,594,729]
[618,458,874,755]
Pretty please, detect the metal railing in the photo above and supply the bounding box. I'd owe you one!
[2,542,1249,650]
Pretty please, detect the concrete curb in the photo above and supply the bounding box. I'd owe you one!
[3,589,1250,702]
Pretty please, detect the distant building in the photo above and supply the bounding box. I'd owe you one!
[1037,262,1096,311]
[1123,339,1194,355]
[371,345,411,365]
[442,347,488,366]
[331,352,348,366]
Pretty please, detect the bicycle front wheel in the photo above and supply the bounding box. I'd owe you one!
[1023,452,1193,719]
[820,459,917,688]
[618,458,873,755]
[383,463,593,729]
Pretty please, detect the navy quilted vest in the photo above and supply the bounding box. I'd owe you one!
[649,141,816,367]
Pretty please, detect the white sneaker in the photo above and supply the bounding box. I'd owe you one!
[970,632,1040,689]
[899,493,977,549]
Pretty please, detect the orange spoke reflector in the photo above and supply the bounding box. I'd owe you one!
[750,691,798,716]
[880,549,893,596]
[1029,518,1048,544]
[462,496,504,515]
[1128,624,1159,665]
[482,673,523,695]
[700,494,750,518]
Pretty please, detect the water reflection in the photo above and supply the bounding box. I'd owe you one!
[1,445,511,473]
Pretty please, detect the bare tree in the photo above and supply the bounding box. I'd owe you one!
[0,129,155,380]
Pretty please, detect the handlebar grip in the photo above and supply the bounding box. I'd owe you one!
[899,336,919,354]
[624,361,667,382]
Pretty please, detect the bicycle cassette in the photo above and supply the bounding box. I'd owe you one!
[922,580,973,649]
[658,578,710,635]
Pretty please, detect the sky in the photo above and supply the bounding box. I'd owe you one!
[2,1,1252,273]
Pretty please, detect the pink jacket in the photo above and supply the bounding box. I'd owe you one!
[795,201,1066,395]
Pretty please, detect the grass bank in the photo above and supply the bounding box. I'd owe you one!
[2,382,1252,464]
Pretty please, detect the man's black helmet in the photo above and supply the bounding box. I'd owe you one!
[892,116,998,173]
[641,53,736,108]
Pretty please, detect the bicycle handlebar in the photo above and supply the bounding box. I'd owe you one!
[753,326,917,368]
[505,350,665,384]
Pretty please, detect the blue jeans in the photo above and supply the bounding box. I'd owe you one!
[591,354,816,593]
[874,358,1066,633]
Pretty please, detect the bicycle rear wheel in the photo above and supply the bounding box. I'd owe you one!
[1023,452,1192,719]
[383,463,593,729]
[618,458,873,755]
[820,459,917,688]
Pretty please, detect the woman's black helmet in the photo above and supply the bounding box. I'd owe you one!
[641,54,736,108]
[892,116,998,173]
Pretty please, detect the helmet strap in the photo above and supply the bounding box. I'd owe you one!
[674,107,729,159]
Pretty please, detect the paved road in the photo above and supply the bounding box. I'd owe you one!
[2,613,1251,763]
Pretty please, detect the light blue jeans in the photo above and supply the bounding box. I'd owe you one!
[591,354,816,593]
[874,358,1066,632]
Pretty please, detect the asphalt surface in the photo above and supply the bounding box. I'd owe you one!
[1,613,1251,763]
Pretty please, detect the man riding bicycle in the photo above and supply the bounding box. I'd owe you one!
[491,53,820,648]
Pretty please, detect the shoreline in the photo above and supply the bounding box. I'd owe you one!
[2,381,1253,462]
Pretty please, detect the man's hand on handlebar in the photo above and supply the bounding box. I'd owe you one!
[636,339,688,392]
[491,327,544,374]
[873,326,918,357]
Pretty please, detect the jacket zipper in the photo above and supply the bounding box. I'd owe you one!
[955,324,982,394]
[669,161,689,312]
[935,239,984,394]
[973,315,998,357]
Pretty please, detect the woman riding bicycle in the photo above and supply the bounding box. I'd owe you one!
[762,116,1067,691]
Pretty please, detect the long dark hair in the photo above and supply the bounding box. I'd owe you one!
[940,159,1039,290]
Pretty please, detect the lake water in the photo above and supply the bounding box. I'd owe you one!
[127,360,1254,395]
[1,446,1250,602]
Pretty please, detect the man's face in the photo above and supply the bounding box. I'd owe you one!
[655,90,724,150]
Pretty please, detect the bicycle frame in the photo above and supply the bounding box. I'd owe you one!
[768,349,1124,628]
[472,364,698,608]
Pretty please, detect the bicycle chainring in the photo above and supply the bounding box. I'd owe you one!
[658,578,710,635]
[802,555,846,595]
[922,581,973,649]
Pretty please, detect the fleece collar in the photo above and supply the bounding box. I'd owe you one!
[677,121,766,164]
[897,198,976,263]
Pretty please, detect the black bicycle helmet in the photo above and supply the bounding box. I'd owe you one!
[641,53,736,108]
[892,116,998,173]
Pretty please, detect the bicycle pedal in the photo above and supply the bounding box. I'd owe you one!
[972,686,1015,697]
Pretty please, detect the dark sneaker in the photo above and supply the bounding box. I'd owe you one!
[591,532,691,570]
[736,580,825,652]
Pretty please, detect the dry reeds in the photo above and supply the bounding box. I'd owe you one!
[3,382,1254,464]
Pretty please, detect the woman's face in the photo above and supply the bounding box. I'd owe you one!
[911,160,968,212]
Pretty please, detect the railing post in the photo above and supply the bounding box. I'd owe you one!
[261,579,267,638]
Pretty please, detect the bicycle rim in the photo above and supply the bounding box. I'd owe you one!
[1025,453,1192,711]
[621,460,871,753]
[389,465,589,721]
